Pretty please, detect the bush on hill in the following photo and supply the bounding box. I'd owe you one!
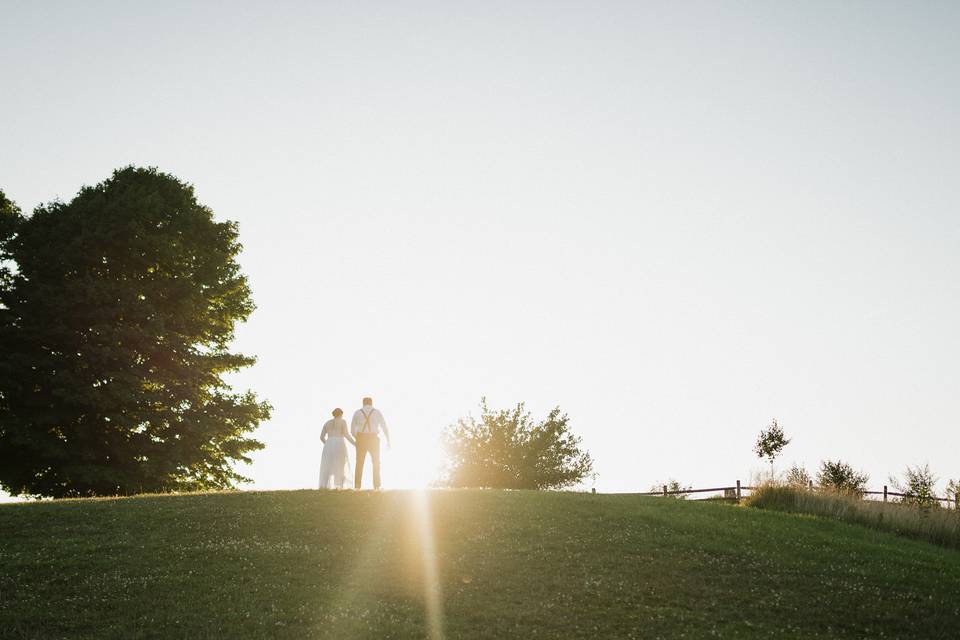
[441,399,592,490]
[891,464,940,509]
[816,460,869,495]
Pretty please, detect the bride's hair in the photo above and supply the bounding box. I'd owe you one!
[332,408,343,418]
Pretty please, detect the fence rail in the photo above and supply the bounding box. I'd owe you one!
[633,480,960,508]
[633,480,754,502]
[863,486,959,507]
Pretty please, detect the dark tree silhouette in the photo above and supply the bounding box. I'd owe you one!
[441,399,593,490]
[0,168,271,498]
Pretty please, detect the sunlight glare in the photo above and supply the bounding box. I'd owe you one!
[387,428,444,489]
[411,489,444,640]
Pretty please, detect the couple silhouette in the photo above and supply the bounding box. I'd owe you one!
[319,397,391,490]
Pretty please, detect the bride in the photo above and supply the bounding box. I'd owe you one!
[319,408,356,489]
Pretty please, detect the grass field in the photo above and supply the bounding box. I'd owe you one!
[2,490,960,639]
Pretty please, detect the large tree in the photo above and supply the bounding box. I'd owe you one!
[0,168,271,498]
[441,399,593,490]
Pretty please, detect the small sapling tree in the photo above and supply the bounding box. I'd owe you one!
[754,419,791,480]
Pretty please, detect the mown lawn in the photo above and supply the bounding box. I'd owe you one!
[1,490,959,639]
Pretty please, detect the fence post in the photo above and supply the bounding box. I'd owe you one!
[736,480,741,503]
[955,492,958,511]
[662,484,667,497]
[808,480,813,491]
[883,485,888,502]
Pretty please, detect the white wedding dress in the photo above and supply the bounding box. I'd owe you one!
[319,417,351,489]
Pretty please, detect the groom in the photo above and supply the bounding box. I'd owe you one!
[351,397,391,489]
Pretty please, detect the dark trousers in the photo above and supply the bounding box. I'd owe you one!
[355,433,381,489]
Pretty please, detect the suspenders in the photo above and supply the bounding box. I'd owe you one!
[361,409,374,433]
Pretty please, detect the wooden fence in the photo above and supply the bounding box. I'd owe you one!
[863,485,960,508]
[634,480,960,508]
[634,480,754,502]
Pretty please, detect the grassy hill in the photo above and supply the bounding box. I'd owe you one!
[2,490,959,639]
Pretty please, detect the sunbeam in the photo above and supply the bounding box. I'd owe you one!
[315,491,444,638]
[411,490,444,640]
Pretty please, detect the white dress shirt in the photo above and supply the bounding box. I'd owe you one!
[351,407,387,436]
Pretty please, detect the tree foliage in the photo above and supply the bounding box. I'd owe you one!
[0,168,271,498]
[441,399,593,490]
[817,460,869,495]
[0,189,22,297]
[754,418,790,475]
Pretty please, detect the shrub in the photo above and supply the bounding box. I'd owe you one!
[817,460,869,495]
[785,465,812,488]
[948,479,960,508]
[891,464,940,509]
[650,479,692,499]
[441,398,593,490]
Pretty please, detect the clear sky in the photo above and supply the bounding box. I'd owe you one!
[2,1,959,498]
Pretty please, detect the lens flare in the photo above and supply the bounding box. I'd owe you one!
[411,489,444,640]
[319,491,444,639]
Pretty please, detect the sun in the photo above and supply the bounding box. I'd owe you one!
[377,427,445,489]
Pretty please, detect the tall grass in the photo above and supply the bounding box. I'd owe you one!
[746,484,960,550]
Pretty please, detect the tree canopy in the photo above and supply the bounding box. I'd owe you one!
[754,418,790,472]
[441,399,593,490]
[0,168,270,498]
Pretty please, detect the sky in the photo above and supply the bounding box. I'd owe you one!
[2,1,959,499]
